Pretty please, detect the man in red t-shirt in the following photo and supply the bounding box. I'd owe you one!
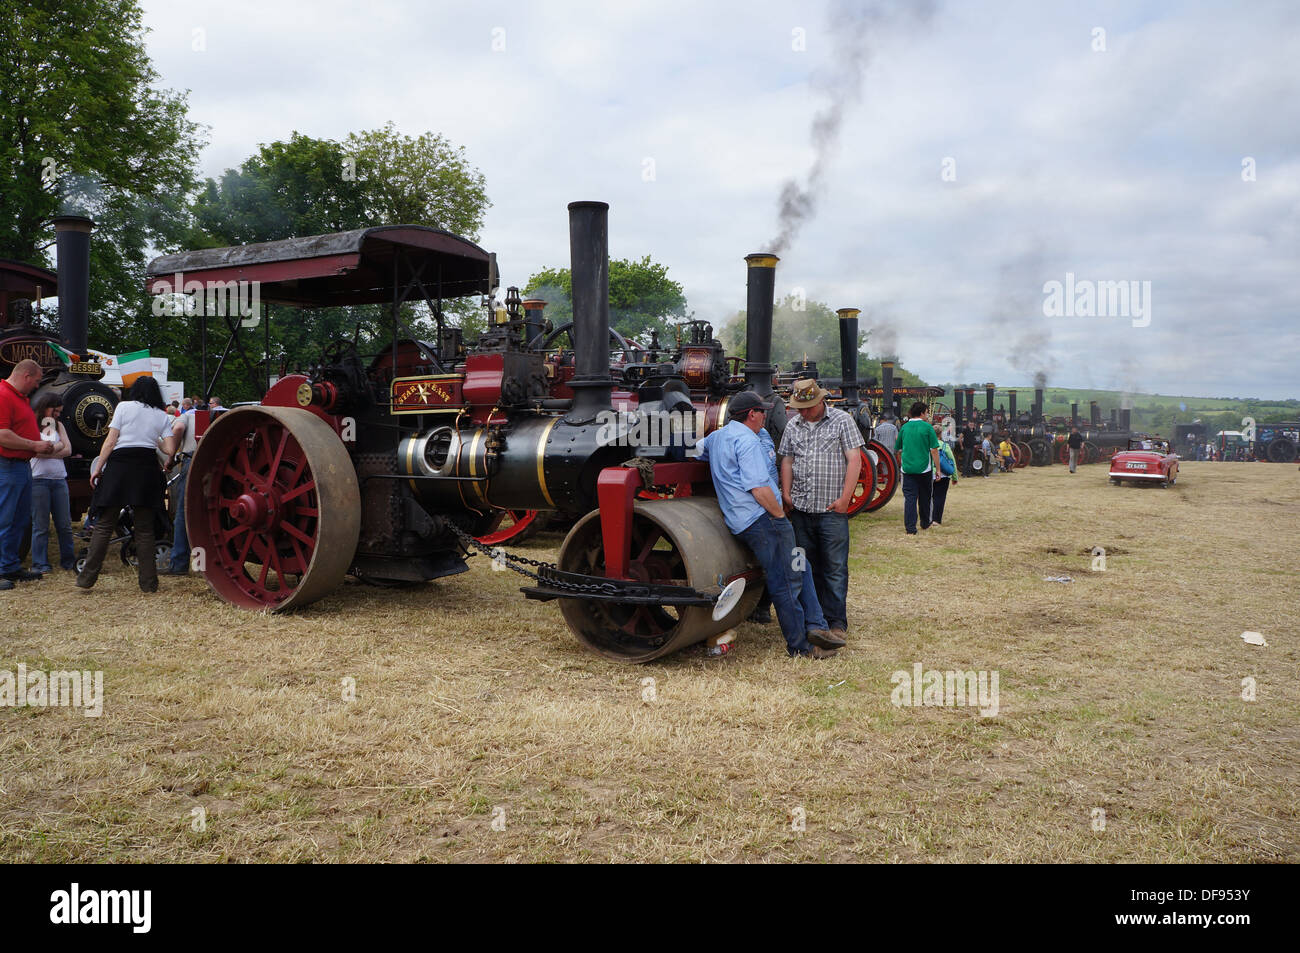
[0,359,57,587]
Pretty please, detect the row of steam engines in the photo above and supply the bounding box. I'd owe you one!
[1,217,121,514]
[151,201,902,662]
[949,384,1139,467]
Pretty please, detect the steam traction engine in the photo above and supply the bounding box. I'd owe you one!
[149,203,795,662]
[2,216,121,517]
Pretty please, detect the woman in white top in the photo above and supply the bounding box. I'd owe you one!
[76,376,178,593]
[28,392,75,573]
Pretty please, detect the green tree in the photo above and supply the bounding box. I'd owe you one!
[0,0,203,367]
[523,256,687,343]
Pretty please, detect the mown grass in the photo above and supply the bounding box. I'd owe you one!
[0,461,1296,862]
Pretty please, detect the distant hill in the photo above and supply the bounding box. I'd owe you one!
[933,386,1300,437]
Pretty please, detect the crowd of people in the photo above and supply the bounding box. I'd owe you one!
[0,357,212,594]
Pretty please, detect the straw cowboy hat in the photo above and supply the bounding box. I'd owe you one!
[788,377,831,409]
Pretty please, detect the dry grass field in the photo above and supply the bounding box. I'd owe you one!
[1,461,1296,863]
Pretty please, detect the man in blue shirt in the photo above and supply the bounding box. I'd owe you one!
[694,391,837,658]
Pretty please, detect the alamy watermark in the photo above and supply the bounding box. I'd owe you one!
[1042,272,1151,328]
[890,662,999,716]
[1,663,102,717]
[150,274,261,328]
[596,409,700,451]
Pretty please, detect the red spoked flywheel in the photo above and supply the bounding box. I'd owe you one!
[186,406,359,611]
[863,440,899,511]
[844,447,878,517]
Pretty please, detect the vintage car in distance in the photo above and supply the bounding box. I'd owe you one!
[1109,436,1180,487]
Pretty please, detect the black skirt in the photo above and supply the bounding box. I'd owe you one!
[91,446,166,515]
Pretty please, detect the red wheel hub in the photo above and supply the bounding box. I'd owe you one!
[230,490,277,530]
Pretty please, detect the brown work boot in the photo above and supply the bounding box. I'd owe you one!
[807,628,846,649]
[806,646,838,660]
[829,628,848,644]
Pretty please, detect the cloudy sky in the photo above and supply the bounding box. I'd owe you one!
[138,0,1299,399]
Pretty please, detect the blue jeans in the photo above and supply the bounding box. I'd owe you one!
[0,458,33,575]
[169,456,191,571]
[737,515,826,656]
[31,477,76,571]
[790,509,850,632]
[901,472,934,534]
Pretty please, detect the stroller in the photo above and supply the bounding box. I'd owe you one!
[74,463,181,575]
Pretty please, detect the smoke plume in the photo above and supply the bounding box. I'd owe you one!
[984,248,1057,388]
[870,317,898,360]
[767,0,936,254]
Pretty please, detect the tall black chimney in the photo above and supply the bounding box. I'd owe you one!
[53,215,93,357]
[564,201,613,424]
[744,254,778,398]
[1090,401,1101,427]
[1110,408,1118,429]
[836,308,860,407]
[985,383,996,421]
[1120,408,1131,431]
[1071,402,1079,428]
[1008,391,1017,424]
[881,360,896,420]
[954,387,964,425]
[1034,387,1045,422]
[964,387,976,422]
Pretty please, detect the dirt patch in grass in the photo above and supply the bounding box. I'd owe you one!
[1,461,1296,862]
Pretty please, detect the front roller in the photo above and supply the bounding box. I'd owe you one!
[187,405,360,611]
[557,497,762,663]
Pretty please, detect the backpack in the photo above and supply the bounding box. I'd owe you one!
[939,445,955,476]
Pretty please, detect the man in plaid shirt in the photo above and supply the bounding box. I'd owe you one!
[779,378,864,643]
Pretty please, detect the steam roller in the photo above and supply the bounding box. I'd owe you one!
[152,200,827,662]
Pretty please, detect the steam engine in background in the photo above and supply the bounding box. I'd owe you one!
[1,216,119,516]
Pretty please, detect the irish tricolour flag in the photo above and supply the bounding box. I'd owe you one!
[48,342,81,365]
[116,349,152,387]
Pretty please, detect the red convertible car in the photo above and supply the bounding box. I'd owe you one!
[1109,436,1180,487]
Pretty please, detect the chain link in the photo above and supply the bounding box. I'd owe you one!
[445,520,623,595]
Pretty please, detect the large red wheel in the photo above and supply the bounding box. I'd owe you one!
[187,406,359,611]
[1015,441,1031,468]
[863,439,898,511]
[845,448,878,517]
[475,509,551,545]
[1056,441,1071,465]
[1083,441,1100,465]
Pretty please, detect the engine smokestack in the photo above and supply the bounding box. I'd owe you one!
[53,215,93,357]
[836,308,860,407]
[1008,391,1017,424]
[1120,408,1131,432]
[1111,408,1118,429]
[953,387,964,425]
[985,383,995,421]
[1071,402,1079,428]
[744,254,778,397]
[564,201,614,423]
[522,298,547,349]
[1034,387,1044,423]
[1090,400,1101,427]
[881,360,896,420]
[964,387,976,422]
